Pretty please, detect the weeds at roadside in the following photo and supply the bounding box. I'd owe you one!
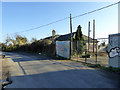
[102,66,120,73]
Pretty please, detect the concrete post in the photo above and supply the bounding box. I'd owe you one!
[108,33,120,67]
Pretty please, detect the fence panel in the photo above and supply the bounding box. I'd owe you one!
[56,41,70,59]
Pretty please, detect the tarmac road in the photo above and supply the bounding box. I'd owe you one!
[3,52,119,88]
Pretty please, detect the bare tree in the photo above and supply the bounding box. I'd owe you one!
[15,34,28,45]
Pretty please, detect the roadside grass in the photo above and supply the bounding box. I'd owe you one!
[102,66,120,73]
[86,63,120,74]
[55,55,70,60]
[70,58,120,74]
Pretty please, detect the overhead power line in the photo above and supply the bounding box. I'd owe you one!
[4,1,119,36]
[72,1,119,19]
[10,17,70,34]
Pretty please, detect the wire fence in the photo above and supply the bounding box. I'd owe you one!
[71,38,109,67]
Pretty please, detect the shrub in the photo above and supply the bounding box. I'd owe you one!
[103,66,120,72]
[95,64,101,68]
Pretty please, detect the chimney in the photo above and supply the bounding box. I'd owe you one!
[52,30,56,42]
[52,30,56,37]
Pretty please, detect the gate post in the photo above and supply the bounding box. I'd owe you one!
[108,33,120,67]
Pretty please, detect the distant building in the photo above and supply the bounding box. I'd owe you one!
[55,32,99,52]
[43,30,99,52]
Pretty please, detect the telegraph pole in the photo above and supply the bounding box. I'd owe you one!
[93,19,95,53]
[6,33,9,46]
[70,13,73,59]
[88,21,90,52]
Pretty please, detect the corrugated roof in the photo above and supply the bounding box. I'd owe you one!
[42,32,98,42]
[55,32,76,41]
[55,32,94,41]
